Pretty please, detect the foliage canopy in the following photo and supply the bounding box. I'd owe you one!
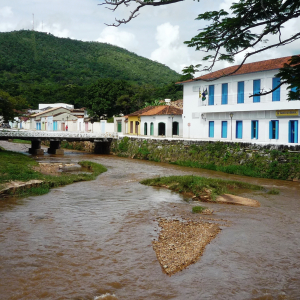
[103,0,300,99]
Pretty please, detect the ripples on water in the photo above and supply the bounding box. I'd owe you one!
[0,144,300,300]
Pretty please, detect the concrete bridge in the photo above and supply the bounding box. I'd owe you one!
[0,130,118,155]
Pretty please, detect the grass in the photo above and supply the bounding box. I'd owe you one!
[267,188,280,195]
[192,206,207,213]
[10,139,31,144]
[0,149,107,197]
[140,175,263,200]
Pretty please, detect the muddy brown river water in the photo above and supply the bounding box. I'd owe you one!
[0,141,300,300]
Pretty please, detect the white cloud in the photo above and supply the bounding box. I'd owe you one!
[35,22,71,38]
[96,27,138,52]
[0,6,13,18]
[150,23,199,73]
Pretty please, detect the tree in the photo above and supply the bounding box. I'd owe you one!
[102,0,300,99]
[84,78,135,118]
[0,89,27,122]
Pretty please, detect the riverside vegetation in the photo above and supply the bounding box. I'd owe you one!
[111,138,300,181]
[0,148,107,198]
[140,175,262,202]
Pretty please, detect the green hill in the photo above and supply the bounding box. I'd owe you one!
[0,30,180,108]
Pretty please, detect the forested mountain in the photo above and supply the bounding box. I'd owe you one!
[0,30,181,109]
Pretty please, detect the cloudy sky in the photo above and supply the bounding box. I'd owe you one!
[0,0,299,76]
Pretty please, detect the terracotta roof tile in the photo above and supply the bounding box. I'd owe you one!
[127,106,157,117]
[178,56,294,83]
[141,105,183,116]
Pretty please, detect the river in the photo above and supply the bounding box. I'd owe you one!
[0,141,300,300]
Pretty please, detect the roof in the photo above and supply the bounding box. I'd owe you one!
[141,105,183,116]
[127,106,157,117]
[180,56,293,83]
[30,106,70,117]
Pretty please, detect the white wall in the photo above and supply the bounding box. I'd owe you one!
[183,69,300,144]
[141,115,183,138]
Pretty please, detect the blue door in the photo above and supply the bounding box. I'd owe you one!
[237,81,244,103]
[236,121,243,139]
[209,121,214,137]
[269,120,279,139]
[208,85,214,105]
[272,77,281,101]
[221,121,227,138]
[222,83,228,105]
[289,120,298,143]
[251,120,258,139]
[53,121,58,131]
[253,79,261,103]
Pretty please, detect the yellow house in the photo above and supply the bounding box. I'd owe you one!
[126,106,155,135]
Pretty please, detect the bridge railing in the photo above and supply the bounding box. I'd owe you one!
[0,130,118,139]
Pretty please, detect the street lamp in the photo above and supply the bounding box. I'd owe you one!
[230,112,233,140]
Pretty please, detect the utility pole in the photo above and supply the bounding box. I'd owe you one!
[32,14,34,31]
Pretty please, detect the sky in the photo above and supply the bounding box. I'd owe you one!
[0,0,299,76]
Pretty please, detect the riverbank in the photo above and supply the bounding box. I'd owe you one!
[57,137,300,181]
[0,147,107,198]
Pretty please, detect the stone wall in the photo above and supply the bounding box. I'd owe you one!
[110,137,300,180]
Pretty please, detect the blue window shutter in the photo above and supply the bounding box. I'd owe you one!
[295,121,298,143]
[236,121,242,139]
[237,81,244,103]
[209,85,214,105]
[256,121,259,139]
[222,83,228,105]
[272,77,281,101]
[209,121,214,137]
[275,120,279,139]
[222,121,227,138]
[253,79,261,102]
[289,121,292,143]
[269,121,273,139]
[251,121,254,139]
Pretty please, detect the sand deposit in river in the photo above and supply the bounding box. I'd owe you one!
[153,218,221,275]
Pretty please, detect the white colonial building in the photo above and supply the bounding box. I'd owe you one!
[181,56,300,145]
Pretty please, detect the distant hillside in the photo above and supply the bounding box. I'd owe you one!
[0,30,180,108]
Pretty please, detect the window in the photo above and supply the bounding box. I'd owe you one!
[289,120,298,143]
[144,122,147,135]
[253,79,261,103]
[237,81,245,103]
[158,122,165,135]
[117,121,122,132]
[222,83,228,105]
[208,85,214,105]
[209,121,214,137]
[290,86,299,100]
[236,121,243,139]
[150,122,154,135]
[221,121,227,138]
[172,121,179,136]
[237,81,244,104]
[272,77,281,101]
[251,120,258,139]
[269,120,279,139]
[130,121,133,133]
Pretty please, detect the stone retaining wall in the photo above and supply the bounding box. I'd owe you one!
[110,137,300,180]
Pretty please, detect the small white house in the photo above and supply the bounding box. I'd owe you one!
[180,56,300,145]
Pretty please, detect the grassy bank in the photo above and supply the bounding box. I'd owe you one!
[111,138,300,181]
[140,175,263,201]
[0,149,107,198]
